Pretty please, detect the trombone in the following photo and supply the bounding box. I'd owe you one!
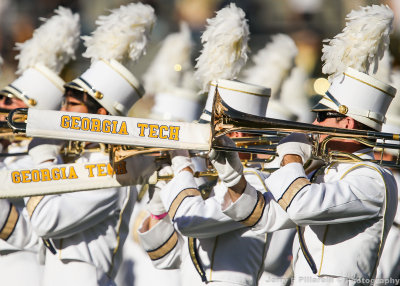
[211,89,400,169]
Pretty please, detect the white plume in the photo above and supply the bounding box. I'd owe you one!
[322,4,394,81]
[15,6,80,75]
[143,22,194,94]
[195,3,249,92]
[371,49,392,83]
[388,69,400,116]
[280,67,313,123]
[243,34,298,99]
[82,3,156,63]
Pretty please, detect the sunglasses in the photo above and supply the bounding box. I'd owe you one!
[316,111,346,123]
[0,94,15,106]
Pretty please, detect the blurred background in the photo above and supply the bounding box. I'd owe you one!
[0,0,399,117]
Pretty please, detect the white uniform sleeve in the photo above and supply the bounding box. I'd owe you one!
[24,187,121,239]
[160,171,245,239]
[222,182,296,233]
[0,200,36,249]
[138,215,183,269]
[265,162,388,225]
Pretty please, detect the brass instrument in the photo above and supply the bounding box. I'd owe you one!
[211,89,400,168]
[0,108,28,141]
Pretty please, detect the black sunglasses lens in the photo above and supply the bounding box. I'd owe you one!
[0,95,13,106]
[316,112,326,122]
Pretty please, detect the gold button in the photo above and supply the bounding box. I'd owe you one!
[94,91,103,99]
[338,105,348,114]
[28,99,37,106]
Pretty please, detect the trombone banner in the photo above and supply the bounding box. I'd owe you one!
[25,109,211,150]
[0,158,152,198]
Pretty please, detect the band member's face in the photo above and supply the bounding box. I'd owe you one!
[228,131,251,160]
[61,95,89,113]
[0,95,27,120]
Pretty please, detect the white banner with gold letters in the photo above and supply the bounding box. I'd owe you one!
[0,158,152,198]
[25,109,211,150]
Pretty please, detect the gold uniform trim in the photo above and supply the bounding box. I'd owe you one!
[0,205,19,240]
[344,72,395,98]
[168,189,201,219]
[240,191,266,227]
[278,177,311,211]
[27,196,45,218]
[147,231,178,261]
[210,83,271,97]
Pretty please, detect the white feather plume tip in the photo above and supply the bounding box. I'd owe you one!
[243,34,297,98]
[195,3,249,92]
[322,4,394,81]
[82,3,156,63]
[143,22,193,94]
[15,6,80,75]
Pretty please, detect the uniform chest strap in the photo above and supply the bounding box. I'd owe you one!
[188,237,207,282]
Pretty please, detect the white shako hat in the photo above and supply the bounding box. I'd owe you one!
[0,7,80,110]
[200,79,270,122]
[194,3,250,122]
[65,3,155,116]
[66,60,145,116]
[241,34,298,122]
[151,87,201,122]
[143,23,201,122]
[313,5,397,131]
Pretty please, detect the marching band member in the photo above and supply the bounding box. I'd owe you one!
[0,7,80,286]
[374,70,400,285]
[24,3,156,285]
[242,34,301,285]
[139,79,280,286]
[215,5,398,285]
[115,22,200,286]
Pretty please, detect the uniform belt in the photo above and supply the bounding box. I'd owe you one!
[43,238,57,255]
[188,237,207,282]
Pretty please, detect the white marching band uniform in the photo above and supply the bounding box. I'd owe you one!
[24,151,135,286]
[222,150,397,284]
[220,5,400,282]
[0,143,43,286]
[139,167,271,286]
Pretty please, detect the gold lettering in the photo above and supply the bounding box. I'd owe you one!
[41,169,51,181]
[52,168,60,180]
[92,118,101,132]
[118,121,128,135]
[159,125,168,139]
[68,167,78,179]
[11,171,20,183]
[137,123,148,137]
[71,116,80,130]
[112,121,118,134]
[169,126,180,141]
[107,163,114,176]
[149,124,159,138]
[81,117,90,131]
[61,115,70,128]
[97,163,107,177]
[60,167,67,179]
[31,170,40,182]
[21,170,30,183]
[85,164,96,177]
[103,120,112,133]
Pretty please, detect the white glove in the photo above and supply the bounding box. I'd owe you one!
[209,136,243,187]
[147,165,173,216]
[28,138,64,165]
[170,149,194,174]
[277,133,312,165]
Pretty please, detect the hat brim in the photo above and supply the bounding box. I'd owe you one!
[311,101,335,112]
